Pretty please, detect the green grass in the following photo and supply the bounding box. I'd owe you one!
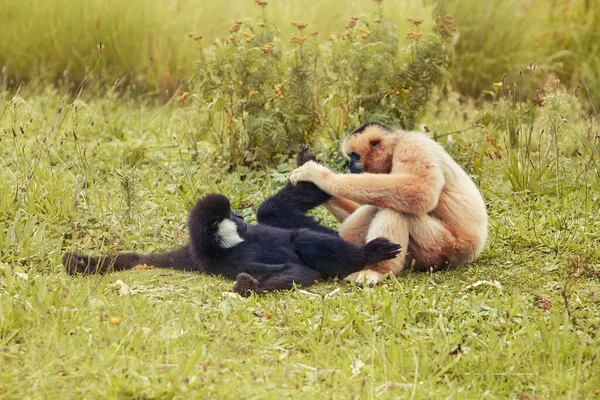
[1,89,599,398]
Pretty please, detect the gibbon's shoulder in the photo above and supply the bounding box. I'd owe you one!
[393,130,446,155]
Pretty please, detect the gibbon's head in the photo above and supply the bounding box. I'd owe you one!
[195,194,247,248]
[342,122,395,174]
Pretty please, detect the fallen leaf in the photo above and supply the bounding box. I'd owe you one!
[111,279,136,296]
[298,289,320,297]
[351,359,365,375]
[450,344,463,358]
[534,296,552,311]
[520,395,540,400]
[15,271,28,280]
[134,264,154,269]
[463,279,501,290]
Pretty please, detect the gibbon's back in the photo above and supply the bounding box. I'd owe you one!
[399,130,488,256]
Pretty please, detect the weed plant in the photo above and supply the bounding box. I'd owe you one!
[192,2,449,166]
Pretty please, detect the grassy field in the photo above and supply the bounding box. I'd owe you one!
[1,0,600,397]
[1,87,599,398]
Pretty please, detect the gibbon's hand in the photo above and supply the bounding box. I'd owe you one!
[289,161,331,186]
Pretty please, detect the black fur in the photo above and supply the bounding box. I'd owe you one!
[63,148,401,296]
[350,121,392,136]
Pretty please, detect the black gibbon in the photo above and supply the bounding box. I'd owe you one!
[63,149,401,296]
[289,122,488,285]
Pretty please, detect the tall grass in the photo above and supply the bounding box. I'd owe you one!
[439,0,600,104]
[3,0,598,103]
[0,0,431,95]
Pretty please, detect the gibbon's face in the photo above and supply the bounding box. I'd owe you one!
[342,124,394,174]
[216,211,247,249]
[230,211,247,235]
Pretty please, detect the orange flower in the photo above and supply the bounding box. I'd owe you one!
[406,29,423,40]
[134,263,155,269]
[358,28,372,38]
[260,43,275,54]
[177,92,190,103]
[291,21,308,30]
[274,83,284,99]
[290,33,307,45]
[241,32,256,42]
[407,17,424,26]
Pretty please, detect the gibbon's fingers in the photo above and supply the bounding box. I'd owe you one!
[289,161,331,186]
[362,237,402,264]
[310,172,444,215]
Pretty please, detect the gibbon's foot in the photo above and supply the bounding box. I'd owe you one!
[296,144,318,167]
[345,269,390,286]
[234,273,259,297]
[363,238,402,265]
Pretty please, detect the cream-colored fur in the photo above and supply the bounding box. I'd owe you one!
[289,125,488,284]
[217,219,244,248]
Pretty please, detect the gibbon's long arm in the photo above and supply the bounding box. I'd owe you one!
[63,246,195,274]
[290,161,444,215]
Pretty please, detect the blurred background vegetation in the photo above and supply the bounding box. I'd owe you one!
[1,0,598,104]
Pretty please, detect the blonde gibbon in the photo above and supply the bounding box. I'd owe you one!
[289,122,488,284]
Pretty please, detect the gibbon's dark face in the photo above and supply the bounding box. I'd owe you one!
[230,211,248,236]
[195,194,247,248]
[342,123,394,174]
[348,152,362,174]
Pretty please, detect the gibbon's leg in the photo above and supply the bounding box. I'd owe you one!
[296,143,361,223]
[291,229,401,276]
[256,181,337,235]
[63,246,194,274]
[403,215,472,272]
[257,143,335,234]
[338,205,380,244]
[345,209,410,285]
[233,263,324,296]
